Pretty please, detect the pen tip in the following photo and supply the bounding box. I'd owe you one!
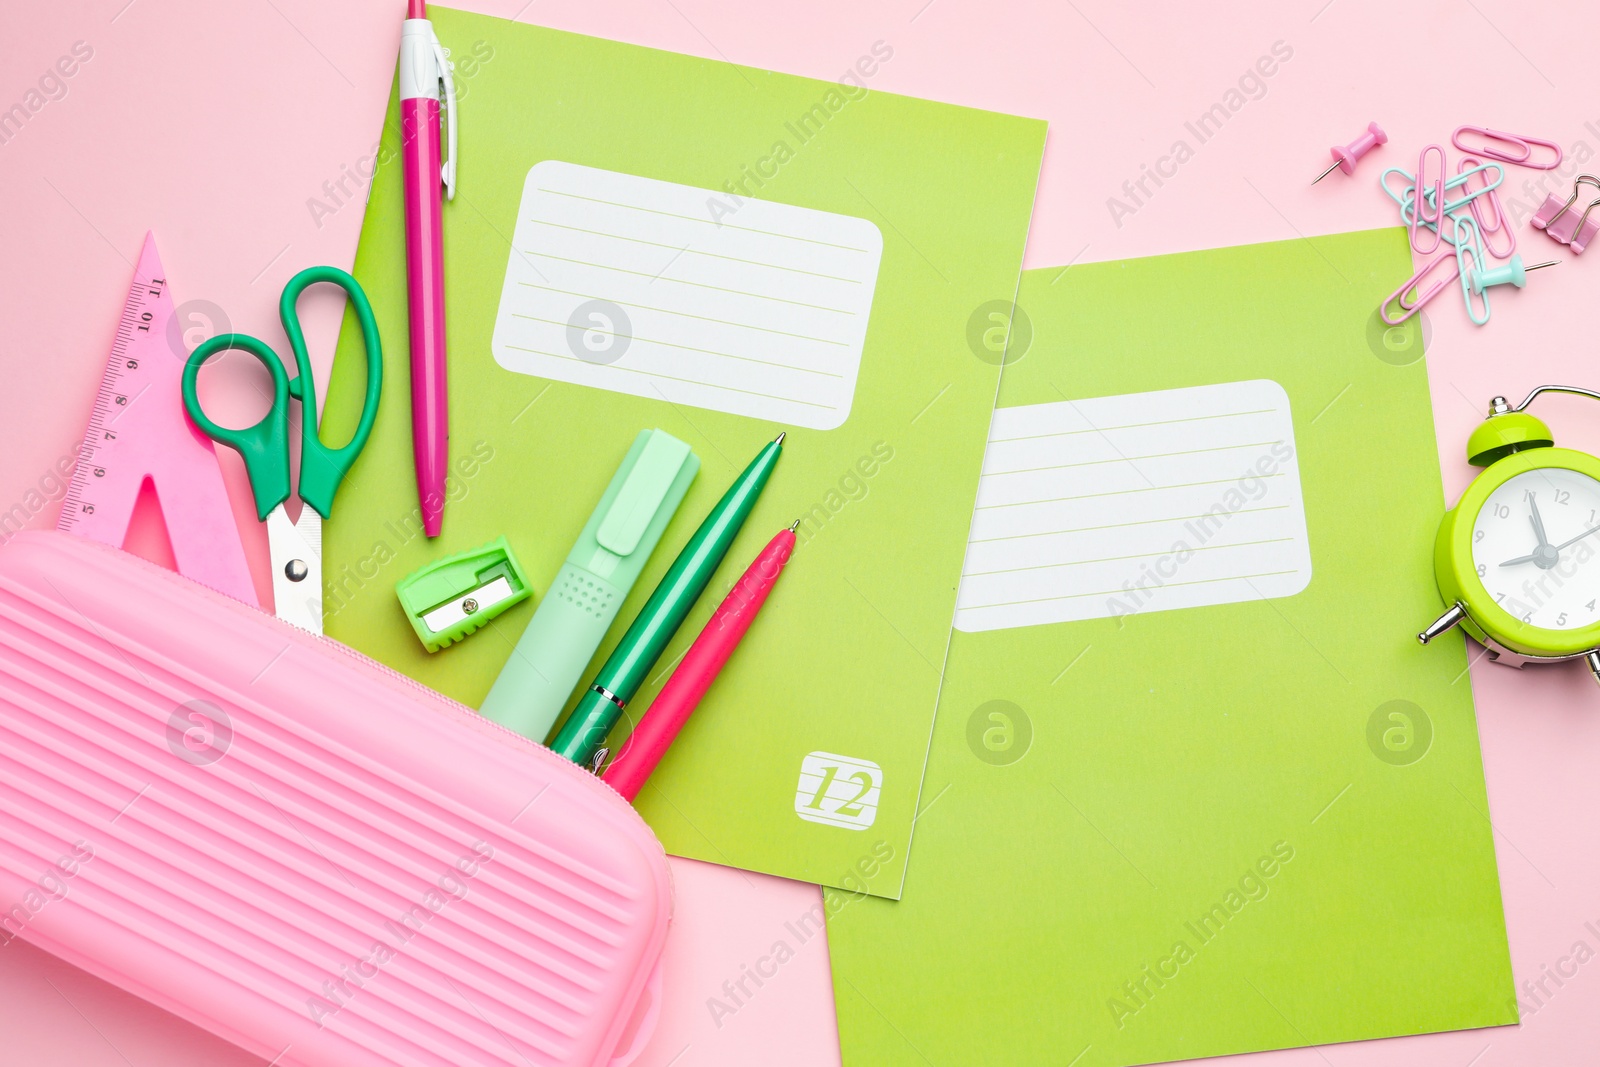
[774,431,786,446]
[789,519,801,532]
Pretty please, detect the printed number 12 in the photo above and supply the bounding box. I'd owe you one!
[805,764,871,815]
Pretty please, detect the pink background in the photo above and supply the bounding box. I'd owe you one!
[2,0,1598,1063]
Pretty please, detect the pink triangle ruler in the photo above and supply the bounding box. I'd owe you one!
[57,232,258,607]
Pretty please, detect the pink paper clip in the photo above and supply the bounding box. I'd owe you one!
[1532,174,1600,254]
[1458,156,1515,259]
[1451,126,1563,170]
[1380,250,1459,325]
[1411,144,1446,254]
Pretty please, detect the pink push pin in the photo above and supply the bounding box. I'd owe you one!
[1312,121,1387,184]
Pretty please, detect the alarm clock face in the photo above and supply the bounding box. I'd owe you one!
[1471,467,1600,630]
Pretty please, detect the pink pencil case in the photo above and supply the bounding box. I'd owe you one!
[0,531,670,1067]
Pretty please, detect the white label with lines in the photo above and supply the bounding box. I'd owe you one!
[794,752,882,831]
[954,380,1312,632]
[491,161,883,431]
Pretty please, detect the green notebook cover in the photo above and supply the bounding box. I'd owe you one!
[320,7,1046,897]
[824,233,1516,1063]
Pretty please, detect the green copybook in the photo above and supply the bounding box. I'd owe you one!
[825,233,1516,1063]
[320,6,1046,896]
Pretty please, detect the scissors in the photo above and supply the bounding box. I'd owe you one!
[181,266,382,634]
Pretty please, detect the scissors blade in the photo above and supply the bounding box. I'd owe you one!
[266,504,323,635]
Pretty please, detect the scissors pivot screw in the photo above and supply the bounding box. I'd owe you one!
[285,559,309,583]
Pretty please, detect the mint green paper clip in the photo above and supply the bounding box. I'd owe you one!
[1378,162,1504,249]
[1454,214,1492,325]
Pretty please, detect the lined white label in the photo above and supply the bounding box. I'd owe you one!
[491,161,883,431]
[795,752,882,830]
[954,380,1312,632]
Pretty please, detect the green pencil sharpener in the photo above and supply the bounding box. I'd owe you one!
[396,536,533,652]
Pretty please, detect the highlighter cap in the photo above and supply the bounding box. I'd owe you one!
[574,429,700,586]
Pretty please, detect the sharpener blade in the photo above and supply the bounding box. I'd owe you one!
[421,576,518,635]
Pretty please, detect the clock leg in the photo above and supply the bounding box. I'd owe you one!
[1418,604,1467,645]
[1586,651,1600,685]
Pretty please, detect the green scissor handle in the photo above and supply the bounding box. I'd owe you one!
[278,266,383,519]
[182,332,292,522]
[181,265,383,522]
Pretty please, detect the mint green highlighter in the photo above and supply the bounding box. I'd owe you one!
[480,429,699,741]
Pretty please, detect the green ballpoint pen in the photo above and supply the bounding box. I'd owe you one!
[550,432,787,767]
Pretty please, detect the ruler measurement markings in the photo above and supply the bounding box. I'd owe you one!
[61,271,164,529]
[55,235,257,605]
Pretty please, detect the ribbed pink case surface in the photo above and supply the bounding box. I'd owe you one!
[0,532,671,1067]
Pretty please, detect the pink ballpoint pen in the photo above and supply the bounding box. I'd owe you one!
[399,0,456,536]
[601,521,799,801]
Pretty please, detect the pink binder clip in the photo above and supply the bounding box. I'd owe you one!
[1411,144,1447,254]
[1380,250,1459,325]
[1532,174,1600,254]
[1451,126,1563,170]
[1458,156,1515,259]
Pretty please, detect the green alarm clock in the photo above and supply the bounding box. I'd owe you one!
[1422,385,1600,682]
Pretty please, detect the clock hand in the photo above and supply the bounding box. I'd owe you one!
[1497,518,1600,566]
[1529,494,1551,547]
[1554,522,1600,553]
[1502,496,1560,567]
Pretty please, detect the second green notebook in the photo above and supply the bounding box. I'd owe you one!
[826,233,1516,1064]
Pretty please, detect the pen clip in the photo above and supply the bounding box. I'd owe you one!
[431,27,458,200]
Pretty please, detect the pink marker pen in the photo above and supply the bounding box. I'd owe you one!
[399,0,456,537]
